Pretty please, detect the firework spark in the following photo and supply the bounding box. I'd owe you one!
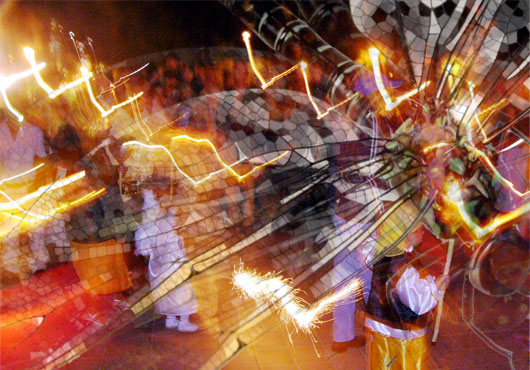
[233,265,360,333]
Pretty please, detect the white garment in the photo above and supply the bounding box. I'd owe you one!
[395,266,441,316]
[0,121,46,182]
[135,198,197,316]
[0,121,49,273]
[331,214,375,342]
[365,266,442,340]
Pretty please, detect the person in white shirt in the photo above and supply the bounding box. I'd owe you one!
[364,203,449,370]
[0,119,49,277]
[134,189,198,332]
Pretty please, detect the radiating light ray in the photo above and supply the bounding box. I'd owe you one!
[97,63,150,97]
[171,134,289,180]
[477,98,507,126]
[467,82,487,140]
[24,46,92,99]
[445,181,530,239]
[299,61,357,119]
[1,188,105,223]
[122,140,288,185]
[0,61,46,122]
[0,163,44,186]
[80,67,143,117]
[464,144,529,197]
[0,171,86,211]
[233,266,360,333]
[422,142,454,154]
[242,31,300,89]
[131,100,151,140]
[498,139,526,153]
[369,48,430,111]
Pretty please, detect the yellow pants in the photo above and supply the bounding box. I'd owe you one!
[366,327,428,370]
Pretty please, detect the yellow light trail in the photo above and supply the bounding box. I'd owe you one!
[0,61,46,122]
[122,140,289,186]
[242,31,300,89]
[445,181,530,239]
[1,188,106,223]
[80,67,143,118]
[299,61,357,119]
[0,163,44,186]
[233,266,360,333]
[467,82,487,140]
[243,31,359,119]
[0,171,86,211]
[464,144,529,197]
[24,47,92,99]
[422,142,454,154]
[171,134,289,180]
[369,48,430,111]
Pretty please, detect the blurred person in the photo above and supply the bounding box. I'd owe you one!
[233,60,249,90]
[331,211,375,352]
[364,205,449,370]
[135,189,198,332]
[0,116,49,279]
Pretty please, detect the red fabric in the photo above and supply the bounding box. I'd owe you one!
[0,263,129,369]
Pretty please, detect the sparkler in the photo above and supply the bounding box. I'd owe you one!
[368,48,430,111]
[233,266,360,333]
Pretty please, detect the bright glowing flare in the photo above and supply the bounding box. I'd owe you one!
[369,48,430,111]
[123,140,289,186]
[233,266,360,332]
[80,67,143,117]
[0,60,46,122]
[299,61,356,119]
[242,31,300,89]
[445,181,530,239]
[464,144,529,197]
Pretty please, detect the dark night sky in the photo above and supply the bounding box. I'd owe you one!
[1,1,256,66]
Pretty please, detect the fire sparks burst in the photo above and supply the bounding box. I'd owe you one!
[232,265,360,333]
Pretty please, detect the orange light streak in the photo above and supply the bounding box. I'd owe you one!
[171,134,289,180]
[1,188,105,223]
[464,144,529,197]
[123,140,289,185]
[242,31,300,89]
[445,181,530,239]
[0,171,86,212]
[80,67,143,117]
[422,142,453,154]
[299,61,356,119]
[0,163,44,186]
[467,82,487,140]
[369,48,430,111]
[233,266,360,333]
[0,61,46,122]
[24,47,93,99]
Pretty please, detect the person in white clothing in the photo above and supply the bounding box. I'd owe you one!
[331,213,375,352]
[364,203,449,370]
[135,189,198,332]
[0,119,49,278]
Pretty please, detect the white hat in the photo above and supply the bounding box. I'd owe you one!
[142,189,159,211]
